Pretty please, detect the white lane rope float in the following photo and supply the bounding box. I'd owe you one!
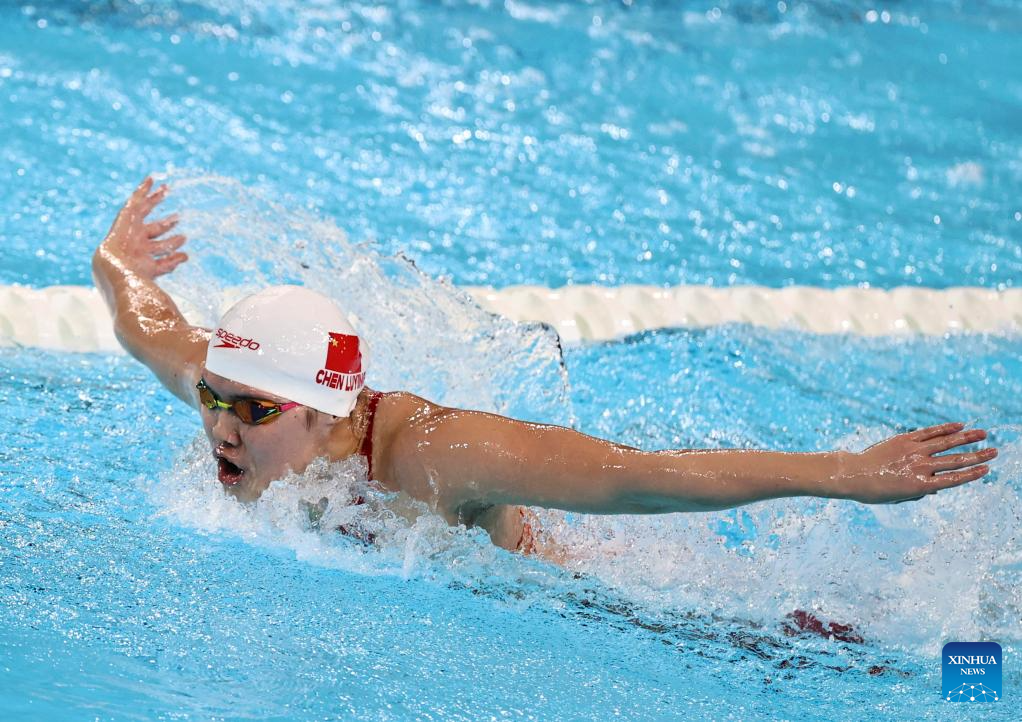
[465,284,1022,343]
[0,283,1019,353]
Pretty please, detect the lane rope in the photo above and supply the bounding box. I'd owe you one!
[1,283,1018,353]
[465,284,1021,342]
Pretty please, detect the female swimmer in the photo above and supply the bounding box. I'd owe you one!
[92,178,999,557]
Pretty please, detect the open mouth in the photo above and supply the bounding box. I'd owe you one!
[216,455,245,486]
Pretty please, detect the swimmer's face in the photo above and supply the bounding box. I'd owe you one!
[198,369,338,502]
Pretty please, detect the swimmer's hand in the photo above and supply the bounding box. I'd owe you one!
[837,422,997,504]
[95,176,187,279]
[92,176,208,406]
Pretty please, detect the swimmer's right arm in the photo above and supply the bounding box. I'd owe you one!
[91,176,208,406]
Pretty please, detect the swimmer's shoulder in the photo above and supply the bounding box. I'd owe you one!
[369,389,452,499]
[371,389,445,452]
[371,388,442,420]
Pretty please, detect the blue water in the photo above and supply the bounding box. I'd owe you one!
[3,329,1019,719]
[1,0,1020,289]
[1,1,1021,720]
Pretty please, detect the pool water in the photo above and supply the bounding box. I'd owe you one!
[1,1,1020,719]
[1,0,1019,289]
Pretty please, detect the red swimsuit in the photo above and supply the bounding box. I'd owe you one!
[337,390,384,546]
[359,389,384,479]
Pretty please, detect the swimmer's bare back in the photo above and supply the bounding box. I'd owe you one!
[93,177,1000,555]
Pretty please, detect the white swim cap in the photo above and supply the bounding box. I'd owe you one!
[205,285,368,418]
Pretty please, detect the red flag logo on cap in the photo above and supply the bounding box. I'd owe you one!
[324,333,362,374]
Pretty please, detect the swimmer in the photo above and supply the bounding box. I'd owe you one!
[92,178,999,556]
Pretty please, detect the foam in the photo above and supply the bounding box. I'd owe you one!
[148,435,552,588]
[149,425,1021,655]
[513,434,1022,653]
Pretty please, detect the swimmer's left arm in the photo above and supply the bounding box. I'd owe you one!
[391,410,997,514]
[611,422,996,510]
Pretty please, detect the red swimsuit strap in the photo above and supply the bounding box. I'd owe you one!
[337,391,385,544]
[359,390,384,480]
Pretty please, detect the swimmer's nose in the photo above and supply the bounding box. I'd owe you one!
[210,406,242,446]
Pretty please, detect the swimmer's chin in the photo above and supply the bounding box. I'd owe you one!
[221,478,269,503]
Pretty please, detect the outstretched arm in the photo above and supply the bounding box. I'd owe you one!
[91,176,208,407]
[389,407,997,516]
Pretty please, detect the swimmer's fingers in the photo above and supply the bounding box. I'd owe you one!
[132,176,154,201]
[141,184,170,216]
[928,447,998,473]
[908,422,964,442]
[145,214,179,238]
[888,465,990,504]
[921,428,986,453]
[150,234,186,257]
[153,251,188,276]
[928,464,991,491]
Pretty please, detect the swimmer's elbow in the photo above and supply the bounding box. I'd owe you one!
[111,310,169,363]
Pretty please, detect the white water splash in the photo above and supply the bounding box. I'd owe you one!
[148,426,1021,659]
[531,427,1022,654]
[156,171,572,424]
[147,436,530,584]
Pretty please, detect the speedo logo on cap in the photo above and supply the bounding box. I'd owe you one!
[214,327,261,351]
[315,332,366,391]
